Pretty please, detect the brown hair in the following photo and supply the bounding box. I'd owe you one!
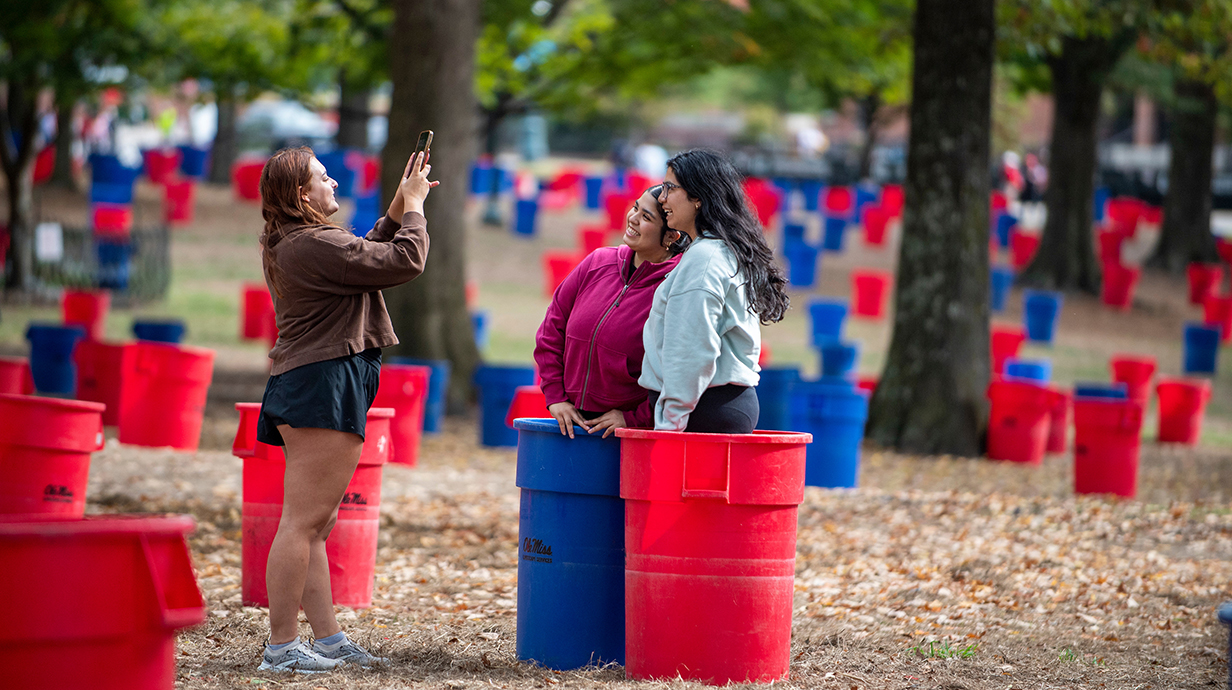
[259,146,333,297]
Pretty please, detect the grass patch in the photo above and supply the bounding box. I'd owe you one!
[1058,648,1107,666]
[909,640,979,660]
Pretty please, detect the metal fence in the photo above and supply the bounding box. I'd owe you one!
[32,224,170,304]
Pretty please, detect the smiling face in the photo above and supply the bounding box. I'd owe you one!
[623,190,674,262]
[658,167,698,238]
[301,157,339,217]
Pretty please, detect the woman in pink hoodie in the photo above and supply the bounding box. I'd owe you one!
[534,185,688,438]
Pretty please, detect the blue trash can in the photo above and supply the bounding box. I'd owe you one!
[808,298,848,347]
[514,418,624,669]
[854,185,879,219]
[472,310,489,351]
[474,364,535,447]
[1003,358,1051,382]
[471,162,493,195]
[994,213,1017,249]
[820,341,859,379]
[790,379,869,488]
[96,239,132,290]
[88,154,141,185]
[1183,322,1221,375]
[132,320,186,344]
[389,357,451,434]
[89,182,134,205]
[822,215,848,252]
[782,222,806,250]
[1073,382,1128,400]
[25,324,86,395]
[772,178,795,212]
[1093,187,1110,223]
[513,198,538,237]
[754,367,801,432]
[177,145,210,178]
[317,150,357,199]
[801,180,823,212]
[785,242,820,288]
[583,176,604,210]
[350,192,382,237]
[991,266,1014,312]
[1023,290,1063,343]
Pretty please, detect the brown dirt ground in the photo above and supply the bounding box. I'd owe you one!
[12,169,1232,688]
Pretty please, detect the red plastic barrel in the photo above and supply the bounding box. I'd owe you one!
[0,515,206,689]
[1010,231,1041,269]
[118,342,215,451]
[0,356,35,395]
[163,180,195,225]
[881,185,903,216]
[142,148,182,185]
[604,192,636,230]
[505,384,551,427]
[76,340,136,427]
[990,324,1026,376]
[1202,294,1232,343]
[0,393,104,519]
[578,225,609,255]
[62,288,111,340]
[372,364,430,467]
[823,186,852,215]
[1155,378,1211,445]
[1106,197,1142,236]
[1073,398,1143,498]
[235,403,392,608]
[617,428,812,685]
[232,160,265,201]
[543,250,581,297]
[1100,260,1139,310]
[1097,230,1125,264]
[1219,238,1232,267]
[1109,354,1156,407]
[1045,387,1069,453]
[91,204,133,238]
[241,283,274,341]
[986,380,1053,464]
[850,269,891,319]
[862,205,890,246]
[1187,263,1223,306]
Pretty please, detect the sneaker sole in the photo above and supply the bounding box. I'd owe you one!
[258,660,337,674]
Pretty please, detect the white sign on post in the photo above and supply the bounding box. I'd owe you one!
[35,222,64,263]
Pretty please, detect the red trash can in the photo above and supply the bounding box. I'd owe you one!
[0,515,206,690]
[850,269,892,319]
[1109,354,1156,407]
[1073,398,1143,498]
[241,282,274,341]
[0,355,35,395]
[1046,387,1070,453]
[1187,263,1223,306]
[373,364,431,467]
[618,428,812,685]
[990,324,1026,377]
[75,340,136,427]
[986,380,1053,464]
[62,288,111,340]
[118,342,215,451]
[1100,261,1140,311]
[163,180,195,225]
[235,403,393,608]
[0,394,104,520]
[505,384,551,427]
[543,250,581,297]
[1203,294,1232,343]
[1155,378,1211,445]
[232,159,265,202]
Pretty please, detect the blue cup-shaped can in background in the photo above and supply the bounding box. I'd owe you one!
[990,266,1014,312]
[820,341,859,379]
[25,324,87,395]
[1003,357,1051,382]
[471,310,490,351]
[1073,382,1128,400]
[801,180,824,212]
[514,418,624,670]
[782,222,806,251]
[1093,187,1110,223]
[349,192,382,237]
[132,319,186,344]
[785,242,820,288]
[177,145,210,178]
[389,356,452,433]
[822,215,847,252]
[89,182,135,205]
[583,176,604,210]
[96,239,133,290]
[473,364,536,447]
[1183,322,1221,375]
[315,150,357,199]
[994,213,1018,249]
[513,198,538,237]
[808,298,848,347]
[1023,290,1063,344]
[754,367,801,432]
[790,378,869,488]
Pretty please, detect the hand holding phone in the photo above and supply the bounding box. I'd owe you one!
[412,130,433,172]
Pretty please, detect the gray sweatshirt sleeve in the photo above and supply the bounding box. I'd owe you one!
[654,284,724,430]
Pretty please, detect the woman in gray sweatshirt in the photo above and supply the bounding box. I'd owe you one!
[640,149,790,432]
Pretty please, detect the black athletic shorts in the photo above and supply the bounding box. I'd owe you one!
[648,383,759,434]
[256,348,382,446]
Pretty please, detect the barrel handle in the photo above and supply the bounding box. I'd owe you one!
[681,443,730,502]
[140,533,207,629]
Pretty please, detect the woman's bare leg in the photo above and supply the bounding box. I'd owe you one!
[266,426,363,644]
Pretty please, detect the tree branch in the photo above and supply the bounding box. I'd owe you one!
[331,0,387,41]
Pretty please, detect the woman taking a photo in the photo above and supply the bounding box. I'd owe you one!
[641,149,790,432]
[255,146,436,672]
[535,185,687,438]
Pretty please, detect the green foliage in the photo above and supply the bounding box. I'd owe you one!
[1138,0,1232,103]
[288,0,392,92]
[1058,648,1108,665]
[909,640,980,660]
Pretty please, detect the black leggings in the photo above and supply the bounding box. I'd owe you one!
[648,384,759,434]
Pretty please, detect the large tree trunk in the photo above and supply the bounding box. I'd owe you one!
[1148,78,1218,273]
[1018,35,1129,293]
[50,93,77,189]
[856,90,881,181]
[336,71,370,150]
[207,89,238,186]
[865,0,994,456]
[0,75,42,292]
[383,0,482,412]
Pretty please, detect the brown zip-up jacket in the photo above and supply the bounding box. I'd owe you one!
[264,211,429,375]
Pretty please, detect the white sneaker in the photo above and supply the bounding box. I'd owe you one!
[313,634,389,667]
[259,638,343,673]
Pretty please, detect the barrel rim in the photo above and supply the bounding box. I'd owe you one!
[615,428,812,444]
[0,392,105,414]
[0,513,195,535]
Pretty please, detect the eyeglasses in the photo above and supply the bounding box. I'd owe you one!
[660,180,681,196]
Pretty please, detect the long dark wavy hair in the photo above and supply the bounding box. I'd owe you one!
[665,149,789,323]
[645,184,691,258]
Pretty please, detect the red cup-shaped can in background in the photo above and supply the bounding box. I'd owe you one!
[1100,261,1139,311]
[1010,231,1041,270]
[1073,398,1143,498]
[990,324,1026,378]
[1155,378,1211,445]
[986,380,1053,464]
[118,342,215,452]
[1109,354,1156,407]
[241,283,274,341]
[373,364,431,467]
[1202,293,1232,343]
[0,356,35,395]
[62,289,111,341]
[0,394,104,520]
[1186,263,1224,306]
[543,250,581,298]
[1045,387,1070,453]
[850,269,892,319]
[163,180,195,225]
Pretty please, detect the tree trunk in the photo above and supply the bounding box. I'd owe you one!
[856,91,881,181]
[1,75,42,292]
[1018,35,1129,293]
[383,0,482,413]
[1148,78,1218,273]
[50,94,77,189]
[207,90,238,186]
[336,71,370,150]
[865,0,994,457]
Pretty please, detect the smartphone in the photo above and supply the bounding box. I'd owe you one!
[413,130,433,168]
